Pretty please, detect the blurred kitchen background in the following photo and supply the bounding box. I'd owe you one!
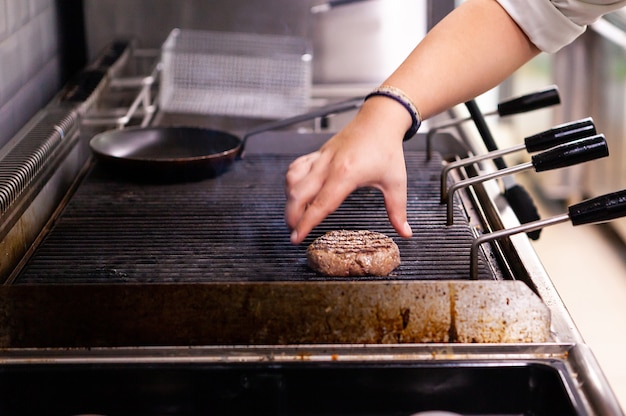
[1,0,626,408]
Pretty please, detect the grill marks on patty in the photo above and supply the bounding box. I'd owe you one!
[307,230,401,276]
[311,230,392,254]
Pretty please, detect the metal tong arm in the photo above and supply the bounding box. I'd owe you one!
[433,86,561,132]
[426,86,560,158]
[470,213,569,279]
[445,134,609,225]
[440,118,596,201]
[441,144,525,201]
[446,162,531,226]
[470,189,626,279]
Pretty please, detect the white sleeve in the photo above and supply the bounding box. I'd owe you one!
[496,0,626,53]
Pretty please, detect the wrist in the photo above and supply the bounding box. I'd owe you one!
[364,85,422,141]
[353,98,410,145]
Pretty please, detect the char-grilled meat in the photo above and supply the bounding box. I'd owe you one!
[307,230,401,276]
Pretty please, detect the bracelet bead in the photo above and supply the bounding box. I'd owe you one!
[364,85,422,141]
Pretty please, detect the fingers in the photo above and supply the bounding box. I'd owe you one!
[284,152,322,231]
[381,182,413,239]
[289,176,355,245]
[376,158,412,239]
[285,162,411,244]
[284,128,412,245]
[289,178,411,245]
[285,151,355,244]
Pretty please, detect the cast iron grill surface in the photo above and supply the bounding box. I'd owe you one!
[14,151,492,283]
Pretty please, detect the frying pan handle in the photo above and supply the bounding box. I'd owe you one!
[242,96,364,141]
[569,189,626,226]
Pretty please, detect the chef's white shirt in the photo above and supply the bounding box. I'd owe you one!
[496,0,626,52]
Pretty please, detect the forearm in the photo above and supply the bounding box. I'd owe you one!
[284,0,542,244]
[383,0,540,121]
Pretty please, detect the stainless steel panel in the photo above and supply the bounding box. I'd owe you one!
[84,1,436,88]
[311,0,426,84]
[83,0,320,60]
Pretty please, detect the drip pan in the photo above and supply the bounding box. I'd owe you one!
[0,360,586,415]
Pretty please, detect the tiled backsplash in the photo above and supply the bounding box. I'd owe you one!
[0,0,61,147]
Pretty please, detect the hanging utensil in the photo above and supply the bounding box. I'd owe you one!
[433,86,560,132]
[441,118,596,200]
[445,134,609,225]
[426,86,561,159]
[470,189,626,278]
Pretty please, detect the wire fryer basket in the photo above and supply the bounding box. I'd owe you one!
[160,28,312,119]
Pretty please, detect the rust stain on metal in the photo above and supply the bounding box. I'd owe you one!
[0,281,550,348]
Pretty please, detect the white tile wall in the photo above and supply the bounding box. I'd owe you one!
[0,0,60,146]
[30,0,50,15]
[5,0,29,34]
[0,0,8,42]
[19,17,43,82]
[38,6,57,62]
[0,35,22,106]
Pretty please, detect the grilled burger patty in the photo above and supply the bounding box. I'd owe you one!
[307,230,401,276]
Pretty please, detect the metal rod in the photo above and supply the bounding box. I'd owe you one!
[426,109,498,159]
[433,109,499,131]
[81,67,158,129]
[446,162,533,225]
[440,143,526,201]
[469,213,570,279]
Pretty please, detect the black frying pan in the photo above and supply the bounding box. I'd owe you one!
[89,97,364,182]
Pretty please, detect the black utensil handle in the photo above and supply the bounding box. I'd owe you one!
[311,0,369,13]
[465,100,507,170]
[524,117,596,153]
[465,99,542,239]
[569,189,626,226]
[497,85,561,117]
[325,0,368,7]
[532,134,608,172]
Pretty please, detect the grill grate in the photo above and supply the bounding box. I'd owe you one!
[15,152,492,283]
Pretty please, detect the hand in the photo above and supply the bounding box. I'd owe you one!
[284,98,414,245]
[284,0,544,245]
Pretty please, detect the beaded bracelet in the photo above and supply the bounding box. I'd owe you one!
[364,85,422,141]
